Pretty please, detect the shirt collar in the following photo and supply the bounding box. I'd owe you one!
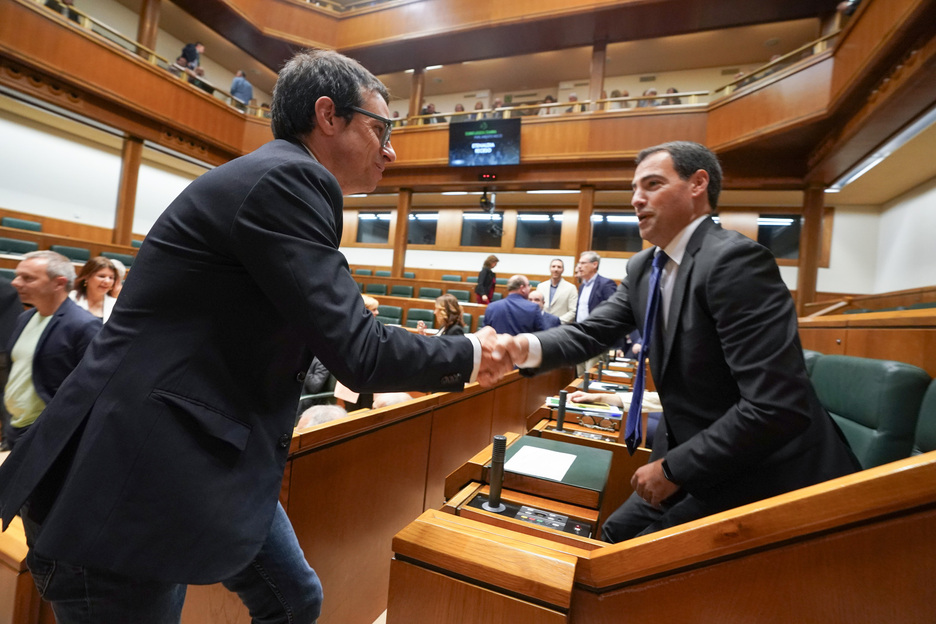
[659,214,708,265]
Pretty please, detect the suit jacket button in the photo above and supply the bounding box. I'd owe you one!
[279,433,291,448]
[296,371,306,382]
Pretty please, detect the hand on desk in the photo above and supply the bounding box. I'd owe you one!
[631,459,680,509]
[416,320,427,335]
[476,327,515,387]
[569,391,623,408]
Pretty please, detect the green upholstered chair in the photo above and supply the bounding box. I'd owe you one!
[810,355,931,469]
[377,305,403,324]
[842,308,870,314]
[495,278,508,285]
[911,380,936,455]
[1,217,41,232]
[529,280,540,288]
[390,285,414,298]
[418,287,442,300]
[375,270,391,277]
[131,240,143,248]
[102,251,134,267]
[466,276,478,283]
[906,302,936,310]
[479,314,485,328]
[50,245,91,262]
[354,269,372,276]
[406,308,434,328]
[448,289,470,302]
[365,283,387,295]
[0,268,16,280]
[0,238,39,255]
[491,293,502,301]
[462,313,473,332]
[802,349,823,377]
[441,275,461,282]
[403,271,415,279]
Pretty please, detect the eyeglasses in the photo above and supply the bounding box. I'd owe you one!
[348,106,393,148]
[578,413,621,432]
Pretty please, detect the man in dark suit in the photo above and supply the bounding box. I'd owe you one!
[528,290,561,329]
[0,277,22,451]
[0,50,500,623]
[489,141,859,542]
[575,251,616,323]
[2,253,100,448]
[484,275,545,335]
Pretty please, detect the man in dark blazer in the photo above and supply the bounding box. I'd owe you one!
[575,250,617,323]
[0,51,500,622]
[528,290,561,329]
[3,252,100,447]
[484,275,545,335]
[488,141,859,542]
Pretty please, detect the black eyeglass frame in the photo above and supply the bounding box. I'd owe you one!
[348,106,392,148]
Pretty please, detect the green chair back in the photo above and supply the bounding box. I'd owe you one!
[448,289,470,302]
[390,285,414,298]
[365,283,387,295]
[102,251,134,267]
[441,275,461,282]
[418,287,442,300]
[50,245,91,262]
[0,237,39,255]
[1,217,41,232]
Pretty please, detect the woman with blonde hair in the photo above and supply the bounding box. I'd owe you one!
[71,256,118,322]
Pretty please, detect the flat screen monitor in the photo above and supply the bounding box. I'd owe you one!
[448,118,521,167]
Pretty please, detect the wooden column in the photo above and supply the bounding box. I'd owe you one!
[136,0,161,59]
[795,187,825,316]
[575,186,595,260]
[588,41,607,111]
[392,189,412,277]
[113,136,143,246]
[409,69,425,122]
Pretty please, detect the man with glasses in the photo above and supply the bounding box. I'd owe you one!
[0,50,503,623]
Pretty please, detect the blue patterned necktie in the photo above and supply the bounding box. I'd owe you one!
[624,250,669,455]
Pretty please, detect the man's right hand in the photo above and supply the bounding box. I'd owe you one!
[476,327,515,387]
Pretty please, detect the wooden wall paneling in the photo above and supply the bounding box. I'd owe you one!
[341,209,357,247]
[559,208,579,255]
[572,508,936,624]
[435,209,463,248]
[386,126,448,166]
[715,210,758,241]
[796,187,824,314]
[499,208,517,254]
[797,327,848,355]
[424,391,496,511]
[392,190,411,277]
[286,412,434,624]
[387,559,568,624]
[491,377,529,437]
[845,328,936,377]
[706,57,832,151]
[240,116,273,154]
[0,207,112,243]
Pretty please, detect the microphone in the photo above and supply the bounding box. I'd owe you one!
[556,390,567,431]
[597,361,603,382]
[583,371,590,391]
[482,435,507,513]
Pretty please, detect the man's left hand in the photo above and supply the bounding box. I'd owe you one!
[630,459,680,509]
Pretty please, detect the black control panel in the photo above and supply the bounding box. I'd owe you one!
[467,494,593,538]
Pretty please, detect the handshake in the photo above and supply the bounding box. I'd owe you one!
[473,326,534,387]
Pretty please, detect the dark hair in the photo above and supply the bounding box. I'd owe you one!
[271,49,389,142]
[636,141,723,209]
[435,294,465,330]
[74,256,116,300]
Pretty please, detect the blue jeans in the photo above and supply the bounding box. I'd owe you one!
[24,502,322,623]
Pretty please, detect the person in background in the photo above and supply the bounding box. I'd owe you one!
[230,70,254,111]
[538,95,558,116]
[452,103,466,122]
[662,87,682,105]
[362,294,379,317]
[109,259,126,298]
[0,279,22,452]
[565,92,583,113]
[535,258,578,324]
[475,254,498,304]
[4,252,100,448]
[181,41,204,69]
[189,67,214,95]
[70,256,118,322]
[637,88,659,108]
[528,291,561,329]
[417,293,466,336]
[488,99,504,119]
[483,275,544,336]
[469,100,485,121]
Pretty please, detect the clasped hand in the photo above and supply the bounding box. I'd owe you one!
[474,327,531,387]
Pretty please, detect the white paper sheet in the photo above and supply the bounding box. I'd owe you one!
[504,445,576,482]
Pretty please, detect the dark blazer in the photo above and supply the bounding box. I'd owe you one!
[484,293,545,336]
[531,218,858,510]
[438,323,465,336]
[474,267,495,301]
[6,297,101,404]
[541,311,561,329]
[0,139,475,584]
[579,274,617,318]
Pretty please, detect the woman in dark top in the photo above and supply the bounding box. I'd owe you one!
[417,294,466,336]
[474,254,498,304]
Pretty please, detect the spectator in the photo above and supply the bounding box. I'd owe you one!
[452,103,466,122]
[661,87,682,106]
[4,251,100,448]
[608,89,628,110]
[469,100,485,121]
[483,275,544,336]
[391,110,405,127]
[181,41,204,69]
[70,256,118,322]
[538,95,558,116]
[45,0,79,23]
[417,293,466,336]
[230,70,254,110]
[528,291,560,329]
[488,99,504,119]
[422,103,446,124]
[474,254,498,304]
[169,56,188,78]
[565,92,584,113]
[535,258,577,324]
[637,88,659,108]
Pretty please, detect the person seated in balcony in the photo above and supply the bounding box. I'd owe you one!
[488,99,504,119]
[661,87,682,105]
[468,100,486,121]
[538,94,558,116]
[608,89,630,109]
[565,92,585,113]
[169,56,189,78]
[421,103,446,124]
[637,88,660,108]
[391,110,405,127]
[45,0,79,23]
[70,256,118,323]
[451,102,468,123]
